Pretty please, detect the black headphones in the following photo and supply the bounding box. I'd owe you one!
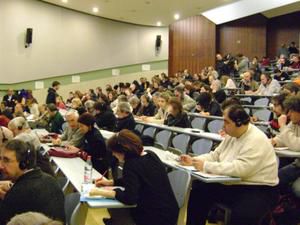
[234,114,250,127]
[19,149,32,170]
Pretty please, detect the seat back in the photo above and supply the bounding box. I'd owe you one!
[192,139,213,155]
[65,192,81,225]
[142,127,157,138]
[254,98,269,106]
[57,176,70,193]
[240,97,252,104]
[168,170,191,208]
[155,130,172,150]
[134,124,144,134]
[172,134,190,154]
[207,120,224,133]
[253,109,272,121]
[191,117,206,130]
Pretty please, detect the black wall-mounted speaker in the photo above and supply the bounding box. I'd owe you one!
[26,28,33,45]
[155,35,161,49]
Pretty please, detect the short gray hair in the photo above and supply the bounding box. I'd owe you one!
[65,109,79,118]
[84,100,95,110]
[117,102,132,113]
[129,96,140,105]
[8,117,29,130]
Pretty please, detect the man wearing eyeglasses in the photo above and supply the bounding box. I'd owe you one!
[0,139,65,224]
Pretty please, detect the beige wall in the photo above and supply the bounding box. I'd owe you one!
[32,69,167,104]
[0,0,168,83]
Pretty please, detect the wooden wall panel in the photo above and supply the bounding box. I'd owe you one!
[217,14,267,59]
[168,15,216,76]
[267,12,300,58]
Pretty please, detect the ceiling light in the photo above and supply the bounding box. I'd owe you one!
[156,21,162,26]
[93,7,99,13]
[61,0,68,3]
[174,13,180,20]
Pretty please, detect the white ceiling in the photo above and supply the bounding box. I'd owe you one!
[40,0,240,26]
[40,0,300,26]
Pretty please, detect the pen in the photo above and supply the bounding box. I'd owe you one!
[95,170,108,182]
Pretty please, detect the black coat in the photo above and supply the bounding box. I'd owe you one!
[138,102,156,117]
[164,112,190,128]
[2,94,17,109]
[81,127,109,174]
[95,109,116,131]
[46,88,58,104]
[0,169,65,224]
[115,113,136,132]
[115,152,179,225]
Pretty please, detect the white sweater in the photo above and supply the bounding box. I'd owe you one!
[274,122,300,152]
[195,124,279,186]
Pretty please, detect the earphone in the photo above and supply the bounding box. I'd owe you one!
[19,149,31,170]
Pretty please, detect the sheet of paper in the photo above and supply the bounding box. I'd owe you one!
[142,64,151,71]
[72,75,80,83]
[35,81,44,89]
[112,69,120,76]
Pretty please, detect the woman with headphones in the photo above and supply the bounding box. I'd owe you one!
[90,129,179,225]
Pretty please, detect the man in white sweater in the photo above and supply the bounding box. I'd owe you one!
[272,95,300,197]
[181,104,279,225]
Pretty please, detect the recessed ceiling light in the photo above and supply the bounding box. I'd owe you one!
[93,7,99,13]
[156,21,162,26]
[61,0,68,3]
[174,13,180,20]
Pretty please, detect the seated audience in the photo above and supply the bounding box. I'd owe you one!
[26,97,39,119]
[67,113,109,174]
[142,92,170,124]
[55,96,66,110]
[0,140,65,224]
[251,73,281,96]
[220,75,236,89]
[174,86,196,112]
[289,55,300,71]
[115,102,136,132]
[0,114,10,128]
[52,110,84,147]
[91,129,179,225]
[282,83,299,95]
[94,102,116,131]
[138,94,156,117]
[13,103,25,118]
[47,104,64,134]
[0,126,13,147]
[269,93,289,132]
[181,104,279,225]
[8,117,41,150]
[196,92,222,116]
[84,100,95,115]
[271,96,300,198]
[7,212,63,225]
[239,71,258,92]
[164,97,190,128]
[129,96,142,116]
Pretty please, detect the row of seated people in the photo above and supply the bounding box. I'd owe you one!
[1,90,300,224]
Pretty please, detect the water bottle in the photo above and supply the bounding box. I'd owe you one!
[83,155,93,184]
